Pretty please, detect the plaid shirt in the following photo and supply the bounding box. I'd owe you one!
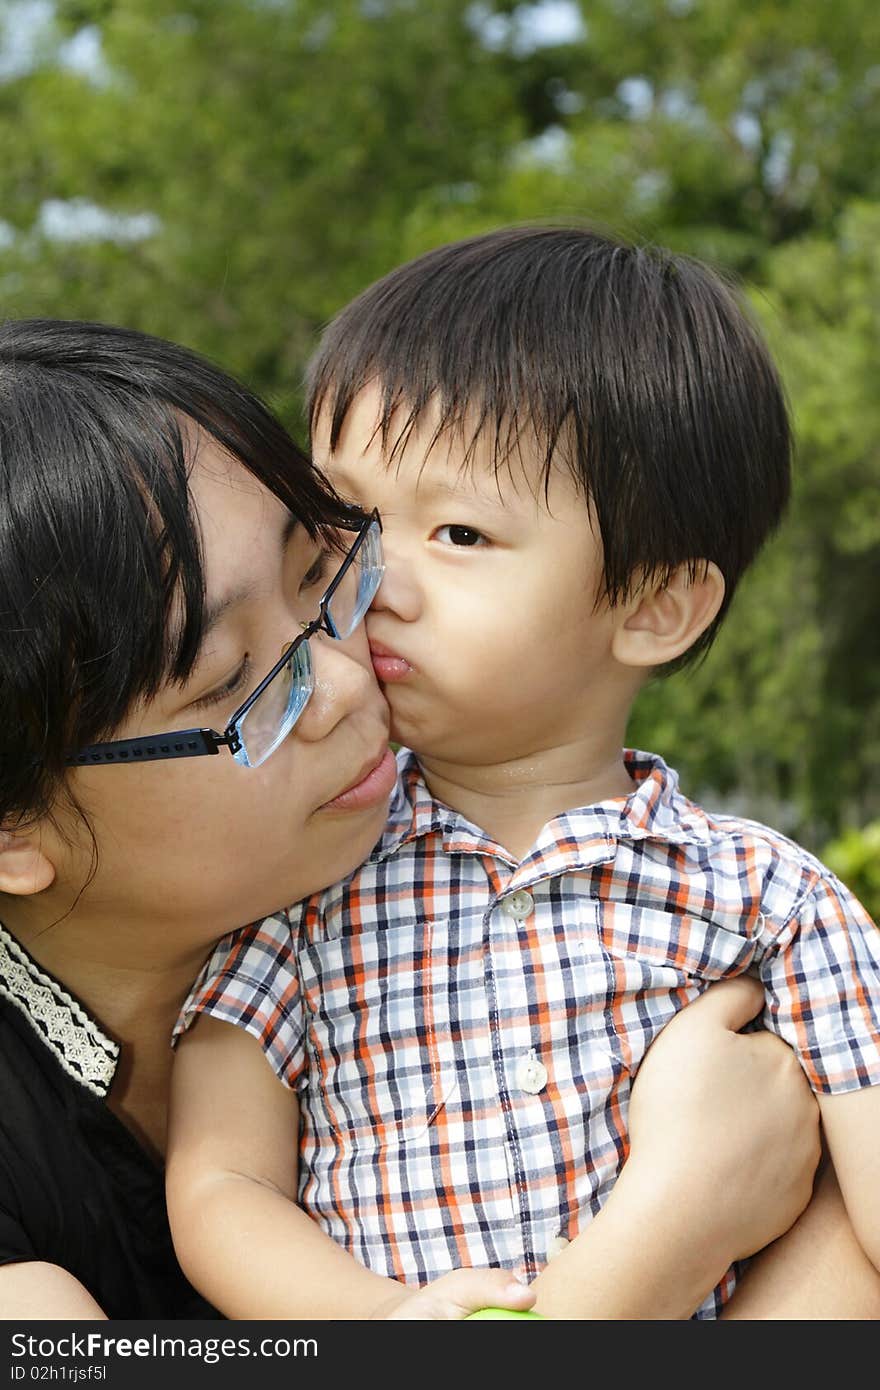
[177,749,880,1319]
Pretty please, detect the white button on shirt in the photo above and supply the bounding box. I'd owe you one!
[502,890,534,920]
[516,1049,548,1094]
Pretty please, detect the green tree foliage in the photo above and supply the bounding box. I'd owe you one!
[0,0,877,893]
[630,201,880,865]
[823,822,880,923]
[1,0,529,391]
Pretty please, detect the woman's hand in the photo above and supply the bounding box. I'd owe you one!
[626,975,821,1266]
[722,1158,880,1318]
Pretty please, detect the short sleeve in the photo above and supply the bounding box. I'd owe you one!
[760,871,880,1094]
[174,910,307,1089]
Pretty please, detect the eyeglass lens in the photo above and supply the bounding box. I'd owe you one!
[324,520,384,639]
[233,519,383,768]
[235,638,313,768]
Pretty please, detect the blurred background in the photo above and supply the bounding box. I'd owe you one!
[1,0,878,914]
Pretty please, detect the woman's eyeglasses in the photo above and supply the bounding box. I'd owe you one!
[67,510,384,771]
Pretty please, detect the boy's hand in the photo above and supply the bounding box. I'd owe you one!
[374,1269,535,1320]
[625,975,821,1265]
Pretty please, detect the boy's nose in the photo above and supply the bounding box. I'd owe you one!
[293,630,377,744]
[368,541,421,623]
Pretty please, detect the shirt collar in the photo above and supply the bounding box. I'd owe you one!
[373,747,715,874]
[0,923,119,1098]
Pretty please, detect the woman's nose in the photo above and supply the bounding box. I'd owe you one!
[293,629,378,744]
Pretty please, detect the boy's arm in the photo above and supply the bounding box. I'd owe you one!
[530,976,821,1319]
[759,868,880,1281]
[166,1016,534,1320]
[818,1086,880,1272]
[0,1263,107,1318]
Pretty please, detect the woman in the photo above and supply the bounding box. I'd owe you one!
[0,318,872,1319]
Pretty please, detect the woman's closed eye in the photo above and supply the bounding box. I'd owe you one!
[190,656,251,713]
[299,546,333,592]
[432,523,489,548]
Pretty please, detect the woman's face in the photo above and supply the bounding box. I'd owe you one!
[39,434,394,963]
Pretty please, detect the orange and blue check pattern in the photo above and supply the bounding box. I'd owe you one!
[177,749,880,1319]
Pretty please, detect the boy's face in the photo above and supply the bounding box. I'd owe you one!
[313,385,640,771]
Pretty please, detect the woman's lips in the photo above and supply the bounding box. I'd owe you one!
[369,640,414,684]
[319,745,397,812]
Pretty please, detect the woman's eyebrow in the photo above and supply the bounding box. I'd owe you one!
[198,510,299,648]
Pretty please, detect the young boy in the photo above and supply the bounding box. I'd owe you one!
[167,227,880,1319]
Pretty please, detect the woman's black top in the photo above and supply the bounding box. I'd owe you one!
[0,924,218,1319]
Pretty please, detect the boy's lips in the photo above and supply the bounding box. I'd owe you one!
[319,745,397,812]
[369,639,414,684]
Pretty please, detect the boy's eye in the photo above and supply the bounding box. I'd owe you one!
[191,656,251,713]
[433,524,487,548]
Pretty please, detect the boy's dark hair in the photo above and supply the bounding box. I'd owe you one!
[0,317,352,827]
[308,225,791,666]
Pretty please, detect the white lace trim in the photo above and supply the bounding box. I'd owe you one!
[0,923,119,1098]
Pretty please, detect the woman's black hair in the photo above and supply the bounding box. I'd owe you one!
[308,225,792,666]
[0,317,354,827]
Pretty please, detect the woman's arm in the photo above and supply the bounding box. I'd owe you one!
[531,975,822,1318]
[722,1158,880,1319]
[166,1015,535,1320]
[0,1262,107,1319]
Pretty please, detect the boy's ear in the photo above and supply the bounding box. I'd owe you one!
[0,828,56,896]
[612,561,725,669]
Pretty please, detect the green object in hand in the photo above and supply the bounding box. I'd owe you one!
[465,1308,545,1319]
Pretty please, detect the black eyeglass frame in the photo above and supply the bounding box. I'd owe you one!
[66,509,382,769]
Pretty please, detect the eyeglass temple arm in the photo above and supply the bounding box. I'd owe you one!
[66,727,239,767]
